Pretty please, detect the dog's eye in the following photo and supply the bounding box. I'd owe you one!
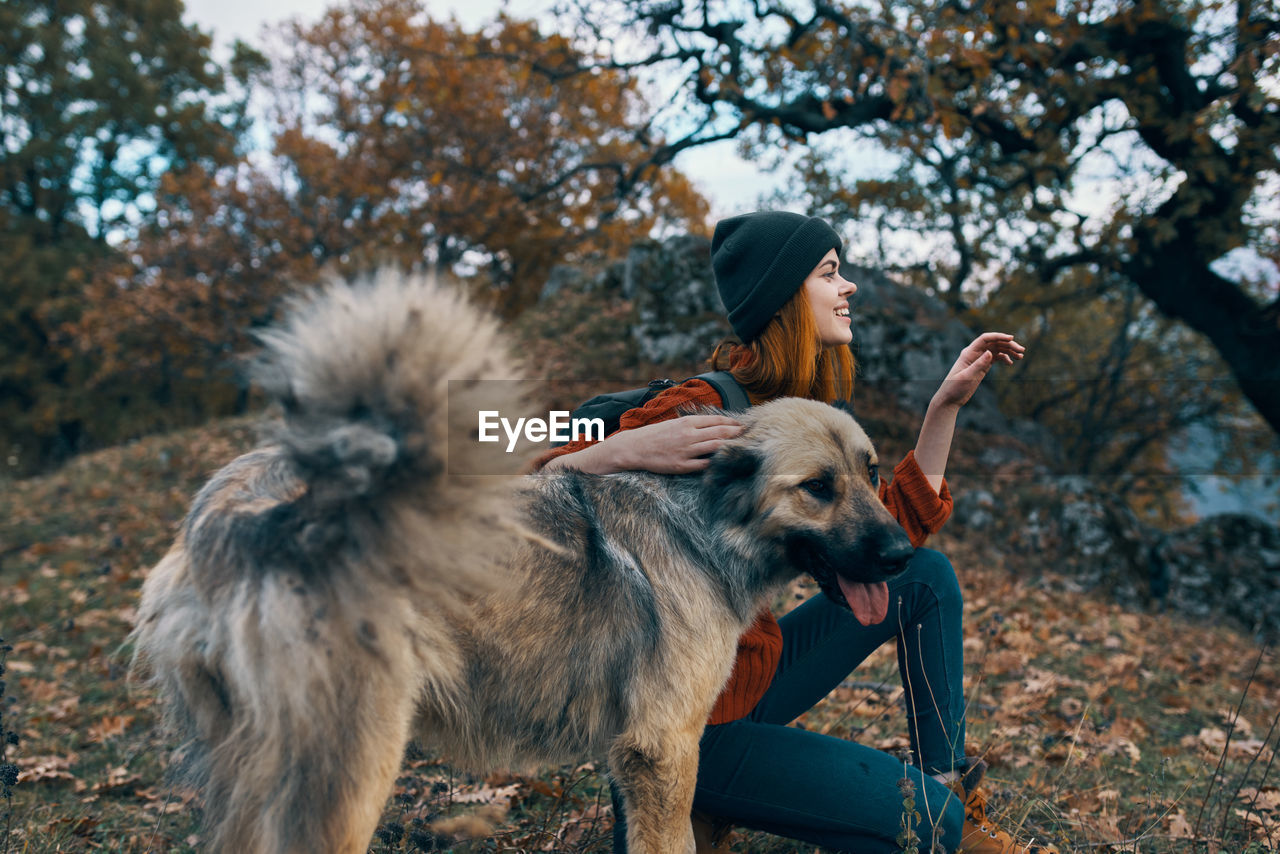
[868,464,879,487]
[801,479,833,501]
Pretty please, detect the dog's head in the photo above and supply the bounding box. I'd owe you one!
[704,398,914,621]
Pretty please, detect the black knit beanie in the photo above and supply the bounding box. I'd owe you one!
[711,211,843,342]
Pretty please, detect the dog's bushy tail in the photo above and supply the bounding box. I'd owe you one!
[131,271,533,852]
[254,269,524,509]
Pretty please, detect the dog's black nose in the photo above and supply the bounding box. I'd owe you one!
[876,527,915,577]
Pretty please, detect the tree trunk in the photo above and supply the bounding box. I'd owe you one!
[1126,196,1280,435]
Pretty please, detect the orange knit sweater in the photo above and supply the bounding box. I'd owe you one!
[533,379,953,725]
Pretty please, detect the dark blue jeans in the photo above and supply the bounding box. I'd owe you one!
[613,548,968,853]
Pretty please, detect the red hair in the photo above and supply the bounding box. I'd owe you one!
[710,286,855,404]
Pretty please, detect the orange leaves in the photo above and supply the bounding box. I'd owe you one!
[782,536,1280,849]
[0,0,252,473]
[92,764,144,796]
[1235,787,1280,843]
[85,715,134,743]
[257,1,706,314]
[1061,787,1127,841]
[16,754,78,787]
[937,108,967,140]
[63,1,709,453]
[886,74,911,107]
[452,782,522,806]
[1183,726,1271,763]
[19,676,80,725]
[18,755,145,797]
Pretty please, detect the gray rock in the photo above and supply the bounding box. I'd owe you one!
[987,476,1280,638]
[953,488,997,531]
[622,235,730,365]
[845,264,1007,433]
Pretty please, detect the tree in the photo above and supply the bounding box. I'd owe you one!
[73,161,307,439]
[570,0,1280,435]
[977,264,1270,521]
[0,0,246,471]
[257,0,708,312]
[69,0,709,452]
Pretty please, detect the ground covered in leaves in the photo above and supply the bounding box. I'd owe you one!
[2,418,1278,853]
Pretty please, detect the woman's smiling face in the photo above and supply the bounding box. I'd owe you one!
[803,249,857,346]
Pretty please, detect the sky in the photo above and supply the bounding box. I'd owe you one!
[181,0,784,219]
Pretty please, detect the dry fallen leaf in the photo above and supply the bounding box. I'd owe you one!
[451,783,520,806]
[1166,809,1195,838]
[92,764,143,794]
[86,714,134,742]
[17,753,79,786]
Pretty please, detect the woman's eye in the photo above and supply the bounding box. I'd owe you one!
[802,479,832,500]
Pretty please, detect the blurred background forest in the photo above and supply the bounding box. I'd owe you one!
[3,0,1277,517]
[3,0,1280,850]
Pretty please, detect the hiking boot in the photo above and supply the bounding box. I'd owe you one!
[691,809,735,854]
[945,761,1059,854]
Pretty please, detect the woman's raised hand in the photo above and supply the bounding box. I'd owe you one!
[932,332,1025,410]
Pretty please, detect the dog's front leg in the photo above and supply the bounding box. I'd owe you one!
[609,729,700,854]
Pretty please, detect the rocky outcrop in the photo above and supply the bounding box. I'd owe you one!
[620,235,728,365]
[541,235,727,366]
[843,264,1008,434]
[1156,514,1280,635]
[953,479,1280,638]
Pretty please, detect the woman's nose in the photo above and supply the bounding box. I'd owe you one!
[840,277,857,296]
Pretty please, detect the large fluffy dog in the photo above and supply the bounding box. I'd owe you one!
[130,272,914,853]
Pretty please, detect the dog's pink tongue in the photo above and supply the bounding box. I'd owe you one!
[839,578,889,626]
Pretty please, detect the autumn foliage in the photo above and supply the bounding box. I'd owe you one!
[0,0,241,472]
[4,0,1280,850]
[255,1,709,311]
[3,0,708,474]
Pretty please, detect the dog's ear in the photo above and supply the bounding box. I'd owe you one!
[708,445,759,483]
[705,446,761,525]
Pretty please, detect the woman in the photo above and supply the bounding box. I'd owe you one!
[538,211,1055,854]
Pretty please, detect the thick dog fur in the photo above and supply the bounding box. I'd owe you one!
[130,271,915,854]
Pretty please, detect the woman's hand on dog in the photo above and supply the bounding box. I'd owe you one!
[542,415,744,475]
[932,332,1025,410]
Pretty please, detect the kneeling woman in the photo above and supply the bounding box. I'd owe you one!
[538,211,1055,854]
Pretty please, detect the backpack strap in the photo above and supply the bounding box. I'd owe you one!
[688,370,750,412]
